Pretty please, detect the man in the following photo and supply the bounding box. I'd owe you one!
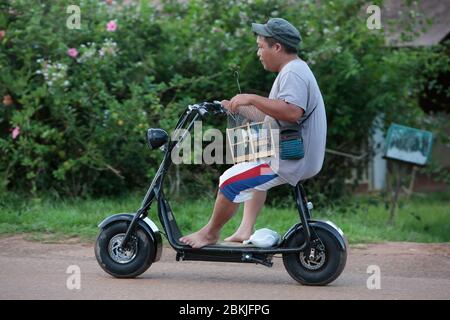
[180,18,327,248]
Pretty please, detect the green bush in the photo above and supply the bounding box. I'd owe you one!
[0,0,166,196]
[0,0,448,200]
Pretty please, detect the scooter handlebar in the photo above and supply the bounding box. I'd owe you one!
[197,106,208,117]
[192,101,227,117]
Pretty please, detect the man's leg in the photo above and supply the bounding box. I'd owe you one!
[179,191,239,248]
[224,190,267,242]
[180,162,281,248]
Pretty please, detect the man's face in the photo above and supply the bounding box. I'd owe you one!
[256,36,279,72]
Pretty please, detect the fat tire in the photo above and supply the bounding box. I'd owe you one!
[282,228,347,285]
[95,221,154,278]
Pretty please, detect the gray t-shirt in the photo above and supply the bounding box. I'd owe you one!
[265,58,327,186]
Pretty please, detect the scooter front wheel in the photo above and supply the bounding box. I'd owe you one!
[95,221,155,278]
[282,228,347,286]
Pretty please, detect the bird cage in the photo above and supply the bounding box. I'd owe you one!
[226,108,276,164]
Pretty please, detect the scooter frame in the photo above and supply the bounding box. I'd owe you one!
[98,102,347,268]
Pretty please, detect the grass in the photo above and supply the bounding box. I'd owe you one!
[0,191,448,244]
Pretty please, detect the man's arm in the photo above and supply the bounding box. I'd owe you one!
[229,94,304,123]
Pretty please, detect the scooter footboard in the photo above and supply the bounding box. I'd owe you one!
[98,213,163,262]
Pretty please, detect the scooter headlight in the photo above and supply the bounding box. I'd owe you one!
[147,128,168,150]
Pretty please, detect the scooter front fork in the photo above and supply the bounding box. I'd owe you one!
[120,210,144,249]
[308,238,325,260]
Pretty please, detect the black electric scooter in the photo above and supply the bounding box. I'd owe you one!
[95,101,348,285]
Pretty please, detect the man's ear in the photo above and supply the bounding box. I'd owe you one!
[274,43,283,53]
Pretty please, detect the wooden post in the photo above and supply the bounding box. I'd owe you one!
[388,161,402,225]
[403,165,417,200]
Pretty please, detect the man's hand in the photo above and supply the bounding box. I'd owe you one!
[229,94,255,113]
[221,95,253,113]
[220,99,231,111]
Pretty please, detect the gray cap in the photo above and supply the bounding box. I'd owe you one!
[252,18,302,49]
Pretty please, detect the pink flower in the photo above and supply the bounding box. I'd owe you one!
[3,95,13,106]
[67,48,79,58]
[106,20,117,32]
[12,126,20,140]
[0,30,5,41]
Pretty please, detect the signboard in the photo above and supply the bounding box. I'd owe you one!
[384,123,433,166]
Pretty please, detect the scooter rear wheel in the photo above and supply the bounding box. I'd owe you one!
[282,228,347,285]
[95,221,155,278]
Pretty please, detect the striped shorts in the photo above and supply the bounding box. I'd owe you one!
[219,161,287,203]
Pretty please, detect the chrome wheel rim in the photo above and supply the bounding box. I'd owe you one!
[108,233,138,264]
[299,250,326,270]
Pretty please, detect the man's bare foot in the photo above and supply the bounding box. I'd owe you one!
[224,230,252,243]
[179,230,219,249]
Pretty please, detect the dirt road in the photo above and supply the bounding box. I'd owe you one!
[0,235,449,300]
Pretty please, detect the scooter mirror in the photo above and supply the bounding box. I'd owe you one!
[147,128,169,150]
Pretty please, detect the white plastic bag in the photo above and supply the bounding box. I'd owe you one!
[243,228,280,248]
